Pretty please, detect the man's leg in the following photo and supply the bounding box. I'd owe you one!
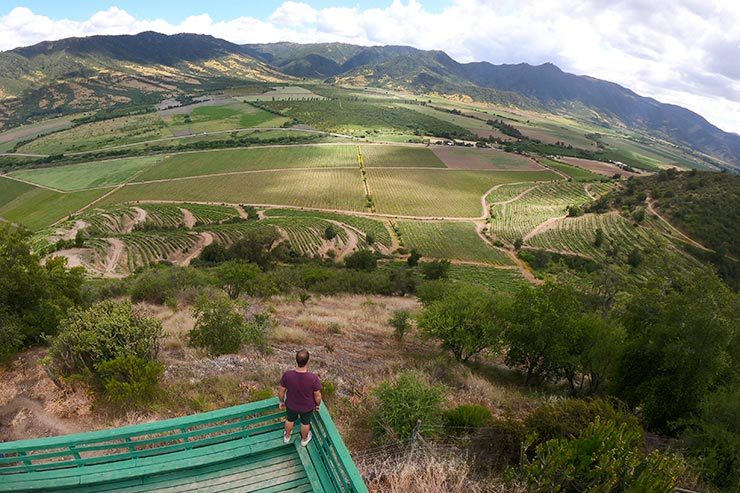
[300,422,310,440]
[284,408,298,441]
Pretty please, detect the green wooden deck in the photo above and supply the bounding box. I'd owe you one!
[0,398,367,493]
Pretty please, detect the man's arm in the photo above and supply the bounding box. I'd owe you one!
[313,390,322,410]
[278,385,287,409]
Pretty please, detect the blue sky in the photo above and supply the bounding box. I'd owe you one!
[3,1,448,22]
[1,1,739,133]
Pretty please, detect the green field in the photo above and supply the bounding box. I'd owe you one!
[102,168,367,212]
[486,183,540,203]
[9,156,163,191]
[165,103,285,133]
[368,169,559,217]
[19,113,169,154]
[398,221,513,265]
[0,176,37,208]
[431,147,543,170]
[447,264,527,292]
[135,145,357,182]
[0,185,110,230]
[360,145,446,168]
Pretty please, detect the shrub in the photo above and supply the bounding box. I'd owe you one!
[444,404,493,432]
[420,259,451,280]
[322,380,336,397]
[249,388,274,402]
[344,250,377,270]
[324,225,337,240]
[216,260,272,299]
[189,295,270,356]
[388,309,413,341]
[365,232,376,245]
[199,243,229,264]
[0,313,24,366]
[129,266,215,304]
[516,418,686,492]
[97,355,164,407]
[46,300,163,378]
[373,371,445,443]
[407,249,422,267]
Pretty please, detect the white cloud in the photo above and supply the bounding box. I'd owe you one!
[1,1,739,134]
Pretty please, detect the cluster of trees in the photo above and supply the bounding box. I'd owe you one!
[414,271,738,489]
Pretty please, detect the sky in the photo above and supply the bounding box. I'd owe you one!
[1,1,739,135]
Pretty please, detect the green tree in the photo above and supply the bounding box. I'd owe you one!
[406,248,422,267]
[513,237,523,250]
[418,283,508,362]
[216,260,265,299]
[189,295,270,356]
[613,271,739,433]
[324,225,337,240]
[46,300,163,378]
[420,259,451,280]
[344,250,377,270]
[594,227,604,247]
[388,309,413,341]
[505,282,582,384]
[0,225,85,345]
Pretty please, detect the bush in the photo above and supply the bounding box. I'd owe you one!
[216,260,274,299]
[129,266,215,304]
[388,309,413,341]
[324,225,337,240]
[344,250,377,270]
[46,300,163,378]
[407,249,422,267]
[0,313,24,366]
[97,355,164,407]
[444,404,492,432]
[516,418,686,492]
[524,398,638,447]
[420,259,451,280]
[189,295,270,356]
[373,371,445,443]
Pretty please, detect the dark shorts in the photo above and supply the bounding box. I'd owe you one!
[286,407,313,425]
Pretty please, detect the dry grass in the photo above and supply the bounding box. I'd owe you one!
[361,447,524,493]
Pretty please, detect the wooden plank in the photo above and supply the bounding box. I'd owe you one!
[316,405,368,493]
[297,442,327,493]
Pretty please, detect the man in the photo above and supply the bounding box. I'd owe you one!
[279,349,322,446]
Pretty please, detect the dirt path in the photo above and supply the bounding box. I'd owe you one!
[646,198,713,253]
[0,396,81,441]
[504,249,542,284]
[584,183,597,200]
[326,220,360,260]
[179,232,213,266]
[0,173,65,192]
[181,208,196,229]
[235,205,250,219]
[105,238,125,275]
[523,216,566,242]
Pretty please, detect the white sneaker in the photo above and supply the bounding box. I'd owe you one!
[283,431,291,444]
[300,431,312,447]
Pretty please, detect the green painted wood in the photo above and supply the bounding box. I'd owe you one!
[0,398,367,493]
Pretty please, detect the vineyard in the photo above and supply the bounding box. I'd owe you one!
[81,206,140,235]
[263,216,349,257]
[368,169,558,217]
[186,204,241,225]
[102,168,368,212]
[537,157,603,182]
[524,211,698,272]
[359,145,446,168]
[118,231,202,273]
[134,145,357,182]
[447,264,527,292]
[486,183,540,204]
[262,208,392,247]
[488,181,614,242]
[397,221,513,265]
[197,222,276,246]
[137,204,186,229]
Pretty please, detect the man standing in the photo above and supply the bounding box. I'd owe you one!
[279,349,322,446]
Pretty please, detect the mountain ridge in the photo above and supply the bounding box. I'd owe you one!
[0,32,737,166]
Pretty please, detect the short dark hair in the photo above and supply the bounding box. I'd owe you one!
[296,349,310,368]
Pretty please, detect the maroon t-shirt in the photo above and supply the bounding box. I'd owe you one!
[280,370,322,413]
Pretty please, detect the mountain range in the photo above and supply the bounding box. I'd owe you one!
[0,31,738,166]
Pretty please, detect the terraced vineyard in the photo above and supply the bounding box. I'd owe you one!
[525,212,698,271]
[186,204,241,225]
[262,209,392,247]
[137,204,186,229]
[263,216,349,256]
[447,264,527,292]
[81,206,140,235]
[397,221,513,265]
[119,231,202,272]
[489,182,610,241]
[198,222,276,246]
[486,183,540,204]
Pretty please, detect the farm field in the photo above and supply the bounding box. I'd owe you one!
[560,157,641,177]
[9,156,163,191]
[514,121,598,148]
[486,183,541,204]
[368,169,559,217]
[0,176,36,208]
[242,86,324,102]
[164,102,286,134]
[18,113,169,154]
[360,145,445,168]
[430,147,543,170]
[0,186,110,230]
[263,208,392,247]
[488,181,609,242]
[263,216,349,257]
[135,145,357,181]
[537,157,603,182]
[447,264,527,292]
[0,116,76,152]
[397,221,513,265]
[119,231,202,273]
[102,168,367,212]
[398,103,492,131]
